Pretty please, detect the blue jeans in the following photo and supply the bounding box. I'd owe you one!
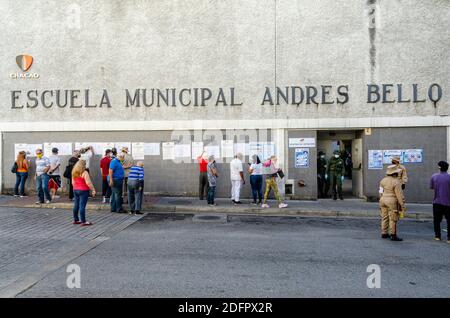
[250,175,263,203]
[14,172,28,196]
[207,185,216,204]
[36,174,51,203]
[110,178,124,212]
[73,190,89,223]
[128,179,143,212]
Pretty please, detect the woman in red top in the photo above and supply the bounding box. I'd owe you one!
[71,160,96,226]
[100,149,112,203]
[197,151,209,200]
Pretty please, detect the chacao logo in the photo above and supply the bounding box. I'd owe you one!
[10,54,40,79]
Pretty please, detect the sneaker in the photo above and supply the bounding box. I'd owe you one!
[234,201,242,205]
[278,203,288,209]
[381,234,391,239]
[13,194,19,197]
[134,211,143,215]
[81,222,93,227]
[129,211,134,215]
[45,200,51,204]
[231,200,236,204]
[208,204,217,207]
[251,201,257,205]
[434,237,441,241]
[35,201,43,205]
[390,235,403,242]
[73,221,81,225]
[261,204,270,208]
[102,197,107,204]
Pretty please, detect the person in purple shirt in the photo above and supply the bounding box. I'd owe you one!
[429,161,450,243]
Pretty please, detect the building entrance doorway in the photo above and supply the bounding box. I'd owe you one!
[317,130,364,199]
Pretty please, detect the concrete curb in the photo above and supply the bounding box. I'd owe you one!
[4,202,432,220]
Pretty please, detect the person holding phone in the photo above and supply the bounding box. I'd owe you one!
[248,155,263,205]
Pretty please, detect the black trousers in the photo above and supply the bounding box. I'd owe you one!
[199,172,209,200]
[68,179,74,200]
[433,204,450,239]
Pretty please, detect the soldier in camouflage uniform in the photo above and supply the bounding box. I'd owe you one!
[327,150,346,200]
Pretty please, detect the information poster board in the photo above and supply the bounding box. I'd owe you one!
[14,144,42,158]
[368,150,383,169]
[191,142,204,159]
[295,148,309,168]
[383,150,403,164]
[403,149,423,163]
[174,144,191,158]
[204,145,220,160]
[162,142,175,160]
[221,140,234,158]
[144,143,160,156]
[43,143,73,157]
[289,138,316,148]
[132,142,145,160]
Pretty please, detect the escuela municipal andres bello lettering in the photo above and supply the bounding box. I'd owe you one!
[10,83,443,109]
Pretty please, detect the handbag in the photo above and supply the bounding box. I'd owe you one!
[11,162,18,174]
[277,169,285,179]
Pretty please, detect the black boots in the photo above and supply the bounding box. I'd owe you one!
[381,234,391,239]
[390,235,403,241]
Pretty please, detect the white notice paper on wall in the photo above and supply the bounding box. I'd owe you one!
[221,140,234,158]
[144,143,160,156]
[15,144,42,158]
[115,142,132,154]
[204,145,220,160]
[288,138,316,148]
[162,142,175,160]
[132,142,145,160]
[43,143,73,157]
[263,142,276,160]
[174,144,191,158]
[191,142,204,159]
[234,143,247,157]
[101,142,115,155]
[74,142,90,151]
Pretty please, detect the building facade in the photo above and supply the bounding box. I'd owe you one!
[1,0,449,202]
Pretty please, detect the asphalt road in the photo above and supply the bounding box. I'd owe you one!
[15,212,450,298]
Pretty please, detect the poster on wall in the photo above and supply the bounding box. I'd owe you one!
[131,142,145,160]
[368,150,383,169]
[144,143,160,156]
[249,142,264,159]
[263,142,276,160]
[221,140,234,158]
[174,144,191,158]
[101,142,115,154]
[295,148,309,168]
[403,149,424,163]
[162,142,175,160]
[115,142,132,153]
[43,143,73,157]
[204,145,220,160]
[289,138,316,148]
[383,150,403,164]
[191,142,204,159]
[14,144,42,158]
[234,143,247,157]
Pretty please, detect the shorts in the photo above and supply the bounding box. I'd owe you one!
[48,175,61,189]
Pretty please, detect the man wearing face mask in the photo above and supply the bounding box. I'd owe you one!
[317,151,328,198]
[328,150,345,200]
[34,149,52,204]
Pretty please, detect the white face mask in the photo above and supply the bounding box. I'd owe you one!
[334,155,339,158]
[320,155,325,159]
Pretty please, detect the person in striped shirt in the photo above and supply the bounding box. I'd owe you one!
[127,161,145,215]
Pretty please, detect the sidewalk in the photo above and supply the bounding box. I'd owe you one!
[0,195,433,220]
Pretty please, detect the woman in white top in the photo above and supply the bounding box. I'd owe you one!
[248,155,263,204]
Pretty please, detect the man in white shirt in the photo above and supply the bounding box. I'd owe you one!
[230,153,245,204]
[48,147,62,200]
[80,146,94,171]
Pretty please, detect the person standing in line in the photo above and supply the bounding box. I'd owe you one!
[379,165,405,241]
[230,153,245,205]
[48,148,62,200]
[261,156,288,209]
[127,161,145,215]
[197,151,209,200]
[111,147,118,158]
[14,151,29,197]
[248,155,263,205]
[429,161,450,243]
[328,150,345,200]
[34,149,52,204]
[79,145,94,172]
[317,151,328,198]
[120,147,134,202]
[64,150,80,201]
[391,156,408,190]
[100,149,113,203]
[207,155,219,207]
[71,160,96,226]
[109,152,126,213]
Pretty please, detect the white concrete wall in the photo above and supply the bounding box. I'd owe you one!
[0,0,448,128]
